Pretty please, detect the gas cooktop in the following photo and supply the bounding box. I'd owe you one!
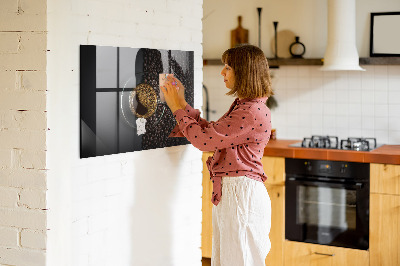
[289,135,383,151]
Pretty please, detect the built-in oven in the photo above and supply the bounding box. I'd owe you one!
[285,158,369,250]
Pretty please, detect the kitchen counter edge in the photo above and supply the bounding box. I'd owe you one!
[263,139,400,165]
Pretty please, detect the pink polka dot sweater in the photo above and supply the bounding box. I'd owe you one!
[169,97,272,206]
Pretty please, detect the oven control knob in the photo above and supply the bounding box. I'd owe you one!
[304,161,312,171]
[340,164,347,174]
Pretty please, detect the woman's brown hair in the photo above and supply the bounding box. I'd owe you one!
[221,44,273,99]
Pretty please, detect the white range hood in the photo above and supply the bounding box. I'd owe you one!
[320,0,365,71]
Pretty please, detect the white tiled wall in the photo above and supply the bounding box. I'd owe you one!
[203,65,400,144]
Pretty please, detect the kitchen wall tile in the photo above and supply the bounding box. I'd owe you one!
[388,117,400,131]
[310,77,324,90]
[361,75,374,91]
[285,66,298,77]
[204,65,399,144]
[311,114,324,129]
[388,91,400,104]
[388,131,400,143]
[388,104,400,117]
[348,103,362,116]
[361,90,374,103]
[349,116,362,129]
[336,128,349,140]
[311,127,325,136]
[374,77,388,91]
[361,104,374,117]
[388,65,400,76]
[311,86,323,101]
[323,103,336,115]
[335,72,349,90]
[323,86,336,103]
[287,113,300,127]
[374,65,388,77]
[336,115,348,128]
[348,71,362,90]
[374,130,389,144]
[298,67,311,78]
[349,128,363,137]
[374,117,389,131]
[336,103,349,116]
[388,75,400,91]
[374,90,388,104]
[323,115,336,129]
[311,102,324,114]
[375,104,389,117]
[362,128,375,138]
[298,102,312,115]
[322,70,335,78]
[286,77,299,89]
[310,66,323,77]
[348,90,362,103]
[273,75,286,90]
[272,67,286,78]
[362,116,375,130]
[298,77,311,89]
[336,90,349,103]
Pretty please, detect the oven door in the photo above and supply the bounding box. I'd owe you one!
[285,177,369,250]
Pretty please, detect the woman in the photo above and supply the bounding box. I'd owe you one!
[162,44,273,266]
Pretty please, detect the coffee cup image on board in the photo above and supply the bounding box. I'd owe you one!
[79,45,194,158]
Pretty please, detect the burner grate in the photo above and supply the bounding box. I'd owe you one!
[340,137,377,151]
[301,135,339,149]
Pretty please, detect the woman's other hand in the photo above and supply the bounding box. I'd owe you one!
[161,77,185,113]
[172,77,187,108]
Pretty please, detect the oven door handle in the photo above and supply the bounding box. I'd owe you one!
[287,177,364,189]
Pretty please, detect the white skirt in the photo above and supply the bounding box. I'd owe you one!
[212,176,271,266]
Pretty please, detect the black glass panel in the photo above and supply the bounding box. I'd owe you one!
[80,45,193,158]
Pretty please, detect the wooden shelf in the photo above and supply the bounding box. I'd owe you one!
[203,58,323,67]
[359,57,400,65]
[203,57,400,67]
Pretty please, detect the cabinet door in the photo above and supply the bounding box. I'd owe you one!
[370,193,400,266]
[284,241,369,266]
[261,156,285,185]
[264,185,284,266]
[370,163,400,195]
[202,152,213,258]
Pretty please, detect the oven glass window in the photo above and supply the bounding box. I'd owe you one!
[297,186,356,230]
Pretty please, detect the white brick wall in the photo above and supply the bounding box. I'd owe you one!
[46,1,203,266]
[0,0,48,265]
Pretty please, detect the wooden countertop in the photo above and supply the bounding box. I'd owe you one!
[263,139,400,165]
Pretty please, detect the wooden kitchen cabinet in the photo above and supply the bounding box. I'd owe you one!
[370,193,400,266]
[202,152,213,258]
[370,163,400,266]
[201,154,286,265]
[284,241,369,266]
[370,163,400,195]
[262,156,285,266]
[264,184,285,266]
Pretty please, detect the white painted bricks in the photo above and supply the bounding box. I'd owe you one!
[21,229,47,250]
[0,0,47,264]
[0,208,46,230]
[0,227,19,247]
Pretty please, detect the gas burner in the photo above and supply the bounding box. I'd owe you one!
[301,135,339,149]
[290,136,380,151]
[340,137,377,151]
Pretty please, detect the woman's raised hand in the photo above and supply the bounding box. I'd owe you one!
[161,76,186,113]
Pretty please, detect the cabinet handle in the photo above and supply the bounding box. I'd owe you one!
[314,252,335,257]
